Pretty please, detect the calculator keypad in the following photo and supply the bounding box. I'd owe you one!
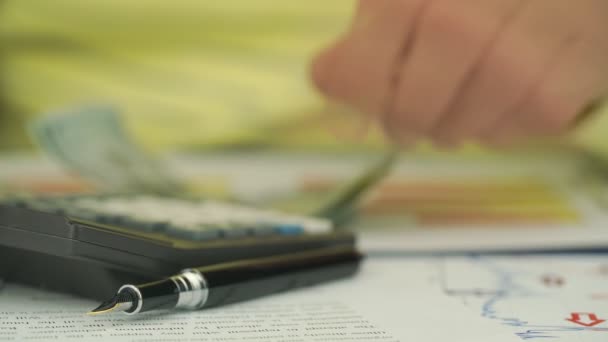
[5,195,333,241]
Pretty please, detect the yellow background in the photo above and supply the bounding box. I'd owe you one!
[0,0,606,153]
[0,1,357,150]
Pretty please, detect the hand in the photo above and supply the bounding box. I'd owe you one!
[311,0,608,146]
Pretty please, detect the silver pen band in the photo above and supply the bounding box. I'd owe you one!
[117,284,143,315]
[171,269,209,310]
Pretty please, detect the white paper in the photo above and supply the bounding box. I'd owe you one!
[0,259,518,342]
[441,255,608,341]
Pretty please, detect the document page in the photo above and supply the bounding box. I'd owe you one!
[0,259,517,342]
[441,255,608,341]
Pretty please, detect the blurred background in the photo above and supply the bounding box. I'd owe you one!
[2,0,608,249]
[2,0,608,153]
[0,0,379,152]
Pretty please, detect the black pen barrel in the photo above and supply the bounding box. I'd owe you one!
[197,247,363,308]
[95,246,364,315]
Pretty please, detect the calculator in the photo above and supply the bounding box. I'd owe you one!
[0,194,355,300]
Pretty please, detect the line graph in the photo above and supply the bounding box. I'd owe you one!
[440,255,608,341]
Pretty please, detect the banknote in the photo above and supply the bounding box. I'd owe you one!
[29,105,182,194]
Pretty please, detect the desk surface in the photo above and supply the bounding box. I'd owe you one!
[1,255,606,341]
[0,152,607,341]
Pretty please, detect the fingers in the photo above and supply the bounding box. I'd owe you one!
[312,0,608,147]
[386,0,525,143]
[480,0,608,145]
[432,0,589,144]
[311,0,423,116]
[484,36,608,144]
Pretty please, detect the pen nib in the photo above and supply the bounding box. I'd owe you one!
[88,291,134,315]
[88,295,121,315]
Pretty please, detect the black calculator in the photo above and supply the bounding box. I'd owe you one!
[0,194,355,300]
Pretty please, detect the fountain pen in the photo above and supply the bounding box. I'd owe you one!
[89,246,363,315]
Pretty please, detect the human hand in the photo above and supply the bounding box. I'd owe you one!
[311,0,608,146]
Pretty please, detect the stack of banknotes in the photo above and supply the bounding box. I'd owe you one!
[29,106,184,195]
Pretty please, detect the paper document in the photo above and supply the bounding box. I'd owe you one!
[0,259,517,342]
[442,255,608,341]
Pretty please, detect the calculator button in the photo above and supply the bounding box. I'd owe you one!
[251,225,276,236]
[295,219,333,234]
[123,219,168,233]
[149,221,170,232]
[274,224,304,236]
[221,225,251,239]
[165,224,222,241]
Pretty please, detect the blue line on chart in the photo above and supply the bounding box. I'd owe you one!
[454,257,606,340]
